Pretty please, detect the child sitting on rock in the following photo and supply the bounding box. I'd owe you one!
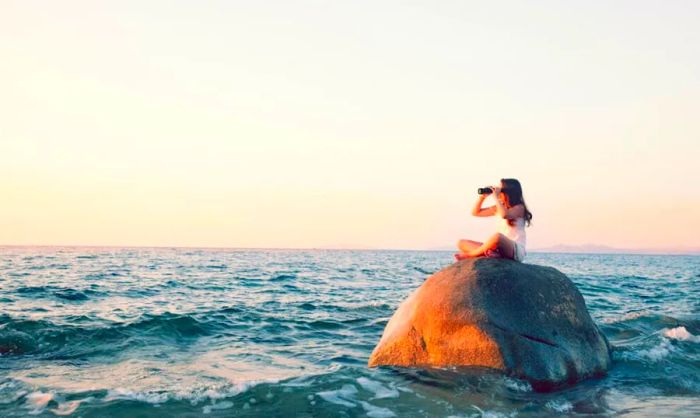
[455,178,532,262]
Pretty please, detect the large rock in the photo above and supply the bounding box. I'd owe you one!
[368,258,612,391]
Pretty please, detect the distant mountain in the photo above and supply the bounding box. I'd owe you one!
[532,244,625,253]
[531,244,700,255]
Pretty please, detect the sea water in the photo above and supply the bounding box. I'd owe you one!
[0,248,698,417]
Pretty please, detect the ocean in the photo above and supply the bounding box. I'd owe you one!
[0,247,698,417]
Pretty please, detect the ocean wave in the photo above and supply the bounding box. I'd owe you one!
[203,264,228,270]
[10,389,92,417]
[0,327,37,356]
[413,266,435,275]
[307,319,344,330]
[620,336,674,362]
[75,254,98,260]
[128,312,214,337]
[617,323,700,363]
[2,302,356,357]
[26,263,71,270]
[0,312,218,357]
[39,380,269,415]
[14,285,102,301]
[269,274,296,282]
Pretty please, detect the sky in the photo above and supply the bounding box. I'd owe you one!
[1,1,699,251]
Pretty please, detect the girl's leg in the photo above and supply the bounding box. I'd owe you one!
[464,233,516,259]
[455,239,482,260]
[457,239,482,253]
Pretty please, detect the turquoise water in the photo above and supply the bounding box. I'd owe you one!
[1,248,698,417]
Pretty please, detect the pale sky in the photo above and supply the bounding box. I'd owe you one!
[1,1,699,251]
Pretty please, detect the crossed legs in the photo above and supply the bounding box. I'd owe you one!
[455,233,516,261]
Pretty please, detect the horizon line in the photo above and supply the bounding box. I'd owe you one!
[1,243,698,256]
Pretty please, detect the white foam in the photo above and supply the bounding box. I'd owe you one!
[360,400,396,418]
[106,388,168,404]
[482,411,517,418]
[281,376,314,388]
[664,326,700,342]
[502,377,532,393]
[50,400,83,416]
[338,301,390,310]
[601,311,648,324]
[104,380,261,406]
[316,384,358,407]
[469,406,518,418]
[202,400,234,414]
[545,399,573,413]
[356,377,399,399]
[24,391,53,415]
[634,339,674,361]
[621,326,700,362]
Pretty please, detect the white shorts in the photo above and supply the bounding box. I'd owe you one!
[513,243,526,262]
[484,242,526,262]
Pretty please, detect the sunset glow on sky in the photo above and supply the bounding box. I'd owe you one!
[2,1,699,251]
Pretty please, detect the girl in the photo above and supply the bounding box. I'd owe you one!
[455,178,532,262]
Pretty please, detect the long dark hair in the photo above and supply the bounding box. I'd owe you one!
[500,178,532,226]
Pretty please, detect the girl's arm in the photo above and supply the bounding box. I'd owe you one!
[471,194,496,217]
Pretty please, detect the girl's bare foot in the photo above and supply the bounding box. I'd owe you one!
[454,253,471,261]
